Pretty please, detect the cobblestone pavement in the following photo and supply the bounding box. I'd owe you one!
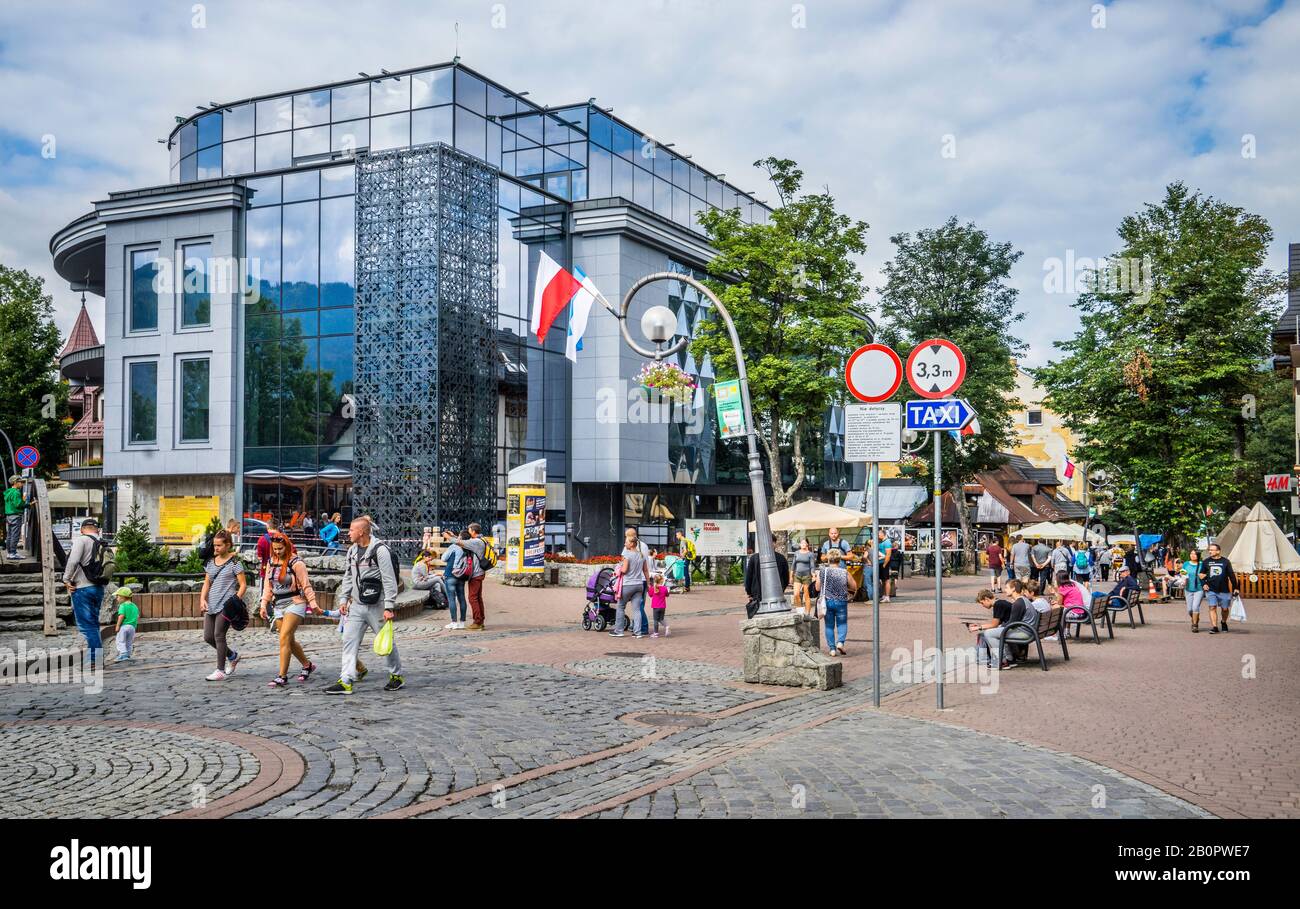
[2,578,1284,818]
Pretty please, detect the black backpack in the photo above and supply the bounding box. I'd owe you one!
[82,538,111,586]
[197,533,216,563]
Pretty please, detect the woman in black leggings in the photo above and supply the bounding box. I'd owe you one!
[199,530,247,681]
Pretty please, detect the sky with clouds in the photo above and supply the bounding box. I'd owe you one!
[1,0,1296,366]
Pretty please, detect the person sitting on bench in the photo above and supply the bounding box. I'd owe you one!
[1107,565,1138,608]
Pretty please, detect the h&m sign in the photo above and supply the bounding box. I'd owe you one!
[1264,474,1293,493]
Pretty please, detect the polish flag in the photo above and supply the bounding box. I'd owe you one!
[1064,457,1076,479]
[564,265,600,363]
[531,252,582,343]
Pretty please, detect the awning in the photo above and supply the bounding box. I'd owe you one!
[750,500,873,533]
[45,485,101,510]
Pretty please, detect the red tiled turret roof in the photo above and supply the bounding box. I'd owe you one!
[59,301,100,358]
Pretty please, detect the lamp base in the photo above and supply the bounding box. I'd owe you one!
[742,612,842,690]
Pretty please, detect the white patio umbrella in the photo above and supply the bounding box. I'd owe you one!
[1213,505,1252,555]
[1011,521,1068,539]
[1222,502,1300,572]
[749,499,874,533]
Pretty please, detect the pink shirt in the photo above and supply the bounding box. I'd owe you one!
[1060,583,1084,609]
[648,584,670,610]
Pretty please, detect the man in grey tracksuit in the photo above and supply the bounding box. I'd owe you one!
[325,516,403,694]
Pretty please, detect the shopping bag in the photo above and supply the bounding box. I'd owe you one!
[373,619,394,655]
[815,570,827,618]
[1230,593,1247,623]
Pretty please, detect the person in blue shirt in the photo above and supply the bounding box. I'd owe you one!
[876,529,896,602]
[319,516,340,553]
[1106,564,1138,608]
[1182,548,1205,632]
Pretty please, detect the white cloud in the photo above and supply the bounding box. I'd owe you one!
[0,0,1295,367]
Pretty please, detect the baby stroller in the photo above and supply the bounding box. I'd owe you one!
[582,566,619,631]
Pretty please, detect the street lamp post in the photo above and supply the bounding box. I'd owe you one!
[609,271,788,615]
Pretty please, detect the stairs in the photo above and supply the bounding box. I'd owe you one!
[0,558,71,633]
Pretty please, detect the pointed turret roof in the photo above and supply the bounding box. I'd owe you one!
[60,301,100,358]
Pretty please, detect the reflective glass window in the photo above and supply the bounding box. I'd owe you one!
[566,141,586,167]
[545,173,569,199]
[612,155,634,199]
[520,185,548,211]
[545,115,577,146]
[411,105,453,146]
[331,83,369,122]
[129,249,159,332]
[569,168,587,201]
[179,358,210,442]
[180,122,196,158]
[319,335,354,445]
[320,164,355,197]
[455,107,486,160]
[498,178,520,213]
[319,307,354,336]
[170,162,179,185]
[196,112,221,150]
[256,132,292,171]
[544,146,577,173]
[370,112,410,151]
[223,137,254,176]
[634,166,653,208]
[672,185,690,225]
[515,114,543,147]
[256,96,292,133]
[279,337,318,445]
[653,176,672,218]
[690,194,704,230]
[283,170,319,203]
[242,341,278,449]
[411,68,452,108]
[293,125,329,159]
[512,147,543,177]
[554,105,587,134]
[128,361,158,444]
[706,177,722,207]
[331,120,368,154]
[587,145,611,197]
[320,196,355,308]
[371,77,409,115]
[294,90,330,127]
[487,86,515,118]
[612,121,636,160]
[181,241,212,327]
[672,155,689,188]
[454,69,486,114]
[245,206,281,308]
[196,144,221,180]
[690,164,705,199]
[170,137,180,169]
[223,103,254,141]
[653,147,673,180]
[246,175,281,206]
[282,310,316,338]
[588,111,613,150]
[180,153,197,182]
[281,201,319,311]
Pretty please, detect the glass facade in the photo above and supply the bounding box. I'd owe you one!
[129,249,158,332]
[180,241,211,327]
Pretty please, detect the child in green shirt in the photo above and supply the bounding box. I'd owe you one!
[113,587,139,662]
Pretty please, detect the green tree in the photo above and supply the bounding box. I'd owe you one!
[1238,368,1296,512]
[692,157,871,511]
[876,218,1026,571]
[113,502,169,575]
[0,265,69,475]
[1034,183,1285,545]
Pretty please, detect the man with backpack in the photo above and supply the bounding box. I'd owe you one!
[675,529,697,594]
[460,522,496,630]
[63,517,109,667]
[325,516,403,694]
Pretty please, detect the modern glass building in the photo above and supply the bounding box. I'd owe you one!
[51,60,857,555]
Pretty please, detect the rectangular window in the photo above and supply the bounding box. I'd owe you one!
[411,68,453,108]
[127,361,157,444]
[129,249,158,332]
[181,241,212,327]
[1027,409,1043,426]
[256,96,292,134]
[179,358,210,442]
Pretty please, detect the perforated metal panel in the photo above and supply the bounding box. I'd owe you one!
[353,143,498,557]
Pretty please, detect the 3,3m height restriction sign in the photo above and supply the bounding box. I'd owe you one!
[906,339,966,399]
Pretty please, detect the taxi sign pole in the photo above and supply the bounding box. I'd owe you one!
[934,430,944,710]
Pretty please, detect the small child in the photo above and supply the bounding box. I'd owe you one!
[647,573,670,638]
[113,587,139,662]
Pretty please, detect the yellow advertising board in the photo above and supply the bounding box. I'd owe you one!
[505,485,546,573]
[158,496,220,542]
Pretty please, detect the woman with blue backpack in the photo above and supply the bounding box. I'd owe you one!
[1071,541,1093,587]
[442,530,472,630]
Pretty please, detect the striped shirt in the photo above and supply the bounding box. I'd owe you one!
[204,556,245,615]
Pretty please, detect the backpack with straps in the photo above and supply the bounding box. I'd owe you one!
[82,537,111,586]
[1074,550,1089,572]
[480,538,499,570]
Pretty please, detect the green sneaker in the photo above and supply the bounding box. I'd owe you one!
[324,679,353,695]
[383,674,405,691]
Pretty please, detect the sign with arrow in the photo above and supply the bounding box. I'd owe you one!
[905,398,975,432]
[906,338,966,399]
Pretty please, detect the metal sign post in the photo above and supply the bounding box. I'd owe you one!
[934,431,944,710]
[871,461,882,706]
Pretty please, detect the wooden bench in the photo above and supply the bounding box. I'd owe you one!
[998,605,1069,672]
[1065,592,1113,644]
[1107,586,1146,629]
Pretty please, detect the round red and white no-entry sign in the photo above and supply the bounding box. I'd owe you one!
[845,343,903,403]
[906,338,966,399]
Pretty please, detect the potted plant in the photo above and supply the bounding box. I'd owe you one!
[898,455,929,478]
[635,361,696,404]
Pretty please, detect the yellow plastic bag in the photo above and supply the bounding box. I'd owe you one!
[372,619,394,656]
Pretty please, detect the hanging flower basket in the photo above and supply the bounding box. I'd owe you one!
[636,361,696,404]
[898,455,929,478]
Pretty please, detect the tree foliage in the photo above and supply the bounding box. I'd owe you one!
[875,218,1026,568]
[1033,183,1285,542]
[113,502,169,575]
[692,157,871,509]
[0,264,69,475]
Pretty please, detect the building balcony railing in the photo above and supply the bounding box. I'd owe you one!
[60,344,104,383]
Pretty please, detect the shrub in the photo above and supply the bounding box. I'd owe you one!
[113,503,169,575]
